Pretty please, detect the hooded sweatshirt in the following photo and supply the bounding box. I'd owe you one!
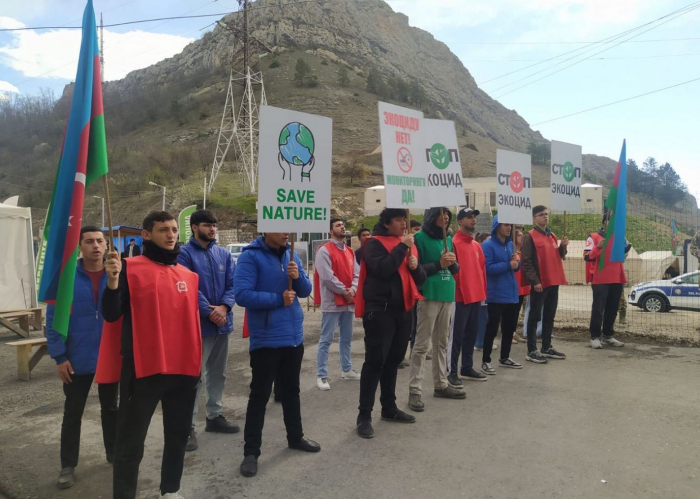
[414,207,459,302]
[481,215,519,304]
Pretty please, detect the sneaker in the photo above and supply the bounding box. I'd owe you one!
[162,494,186,499]
[408,393,425,412]
[481,362,496,375]
[57,467,74,489]
[499,358,523,369]
[398,358,410,368]
[205,415,240,434]
[526,351,548,364]
[493,342,499,349]
[513,333,525,343]
[459,368,487,382]
[240,455,258,477]
[357,416,374,439]
[381,408,416,423]
[474,346,483,351]
[317,377,331,391]
[434,386,467,399]
[541,347,566,360]
[185,427,198,451]
[602,337,625,347]
[341,369,361,380]
[447,372,463,388]
[590,338,603,349]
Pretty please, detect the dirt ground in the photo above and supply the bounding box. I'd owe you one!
[2,305,700,499]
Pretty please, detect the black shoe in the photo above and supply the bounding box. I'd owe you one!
[541,347,566,359]
[381,408,416,424]
[185,427,198,452]
[460,368,487,381]
[526,351,548,364]
[240,455,258,477]
[357,416,374,439]
[288,436,321,453]
[205,415,240,434]
[434,386,467,399]
[447,372,463,388]
[57,467,74,489]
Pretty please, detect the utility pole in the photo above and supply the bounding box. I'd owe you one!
[99,13,105,82]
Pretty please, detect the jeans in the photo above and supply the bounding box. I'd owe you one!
[450,302,482,375]
[590,283,624,338]
[475,304,488,349]
[60,374,118,468]
[192,333,230,425]
[526,286,559,353]
[483,302,520,363]
[113,361,199,499]
[358,309,412,419]
[243,345,305,457]
[409,300,452,394]
[317,311,354,377]
[523,295,543,338]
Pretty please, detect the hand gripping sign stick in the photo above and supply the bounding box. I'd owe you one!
[103,176,118,277]
[439,206,448,253]
[288,233,296,290]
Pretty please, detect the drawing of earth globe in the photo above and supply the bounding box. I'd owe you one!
[279,122,315,166]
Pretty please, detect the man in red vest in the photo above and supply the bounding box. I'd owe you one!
[584,213,628,349]
[520,205,568,364]
[314,218,361,390]
[103,211,202,499]
[355,208,426,439]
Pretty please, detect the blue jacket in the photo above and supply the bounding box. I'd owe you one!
[234,236,312,352]
[482,215,520,304]
[46,260,107,375]
[178,237,236,337]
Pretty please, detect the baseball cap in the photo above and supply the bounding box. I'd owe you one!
[457,207,480,220]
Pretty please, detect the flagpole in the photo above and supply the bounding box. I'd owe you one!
[562,211,567,261]
[288,233,296,290]
[103,175,117,275]
[439,207,448,252]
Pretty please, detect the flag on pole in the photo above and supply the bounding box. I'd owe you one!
[600,140,627,271]
[38,0,108,339]
[671,219,680,256]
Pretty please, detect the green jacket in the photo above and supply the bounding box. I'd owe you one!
[415,218,457,302]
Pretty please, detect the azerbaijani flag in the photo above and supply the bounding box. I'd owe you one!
[599,140,627,271]
[671,219,680,256]
[38,0,108,339]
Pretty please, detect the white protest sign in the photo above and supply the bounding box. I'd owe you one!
[423,119,465,207]
[257,105,332,232]
[550,140,582,213]
[496,149,533,225]
[378,101,428,209]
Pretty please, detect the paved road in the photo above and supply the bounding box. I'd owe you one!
[1,310,700,498]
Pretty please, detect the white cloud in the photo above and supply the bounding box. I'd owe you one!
[0,18,194,83]
[0,80,20,94]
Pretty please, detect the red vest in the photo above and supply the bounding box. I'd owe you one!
[515,251,531,296]
[354,236,422,317]
[313,242,355,307]
[95,317,122,384]
[588,233,627,285]
[126,256,202,379]
[452,231,487,304]
[529,229,568,288]
[585,232,602,284]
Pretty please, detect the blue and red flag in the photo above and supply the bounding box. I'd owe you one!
[600,140,627,271]
[38,0,108,339]
[671,219,680,255]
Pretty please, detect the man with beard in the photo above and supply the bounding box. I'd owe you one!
[314,218,361,390]
[178,210,238,452]
[103,211,202,499]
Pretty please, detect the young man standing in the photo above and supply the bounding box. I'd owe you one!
[178,210,238,452]
[314,218,361,390]
[355,208,426,438]
[520,205,568,364]
[47,226,118,490]
[355,227,371,265]
[480,216,523,374]
[103,211,202,499]
[584,214,627,349]
[450,208,488,386]
[121,239,141,258]
[408,208,462,412]
[235,232,320,478]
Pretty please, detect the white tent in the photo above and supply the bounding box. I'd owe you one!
[0,203,37,312]
[638,251,680,282]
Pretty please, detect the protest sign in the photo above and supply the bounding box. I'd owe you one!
[496,149,533,225]
[422,119,465,207]
[178,205,196,243]
[550,140,582,213]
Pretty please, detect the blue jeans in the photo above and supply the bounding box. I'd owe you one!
[475,305,488,349]
[317,311,354,377]
[192,333,230,425]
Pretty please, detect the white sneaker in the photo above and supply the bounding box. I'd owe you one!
[590,338,603,349]
[316,377,331,390]
[341,370,361,380]
[602,337,625,347]
[493,342,499,349]
[162,493,186,499]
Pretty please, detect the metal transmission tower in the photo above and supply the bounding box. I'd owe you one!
[208,0,272,196]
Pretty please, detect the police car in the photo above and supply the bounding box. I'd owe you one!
[628,271,700,312]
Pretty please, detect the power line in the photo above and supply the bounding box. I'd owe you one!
[459,37,700,45]
[530,76,700,126]
[466,53,700,63]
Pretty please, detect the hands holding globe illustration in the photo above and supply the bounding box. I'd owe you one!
[278,122,316,182]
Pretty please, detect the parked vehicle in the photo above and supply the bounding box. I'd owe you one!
[628,271,700,312]
[226,243,249,263]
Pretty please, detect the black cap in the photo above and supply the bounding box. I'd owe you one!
[457,207,480,220]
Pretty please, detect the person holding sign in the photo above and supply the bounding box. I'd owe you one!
[520,205,569,364]
[234,232,320,478]
[314,218,361,390]
[408,208,463,412]
[355,208,426,439]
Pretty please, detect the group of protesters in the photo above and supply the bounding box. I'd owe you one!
[45,203,628,498]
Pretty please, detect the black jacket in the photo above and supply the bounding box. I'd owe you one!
[362,222,427,312]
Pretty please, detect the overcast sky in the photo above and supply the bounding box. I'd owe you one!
[1,0,698,196]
